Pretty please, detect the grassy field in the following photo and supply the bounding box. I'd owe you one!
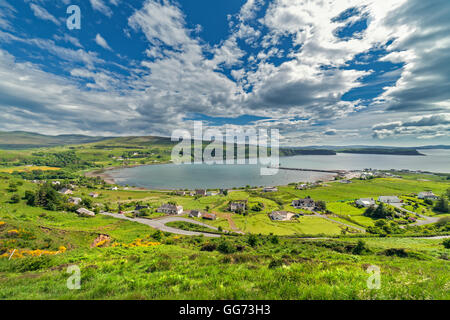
[0,142,449,300]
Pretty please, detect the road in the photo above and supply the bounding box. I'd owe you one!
[391,203,441,226]
[312,211,366,233]
[100,212,221,238]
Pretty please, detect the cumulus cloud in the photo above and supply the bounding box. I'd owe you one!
[0,0,448,146]
[372,114,450,139]
[378,0,450,113]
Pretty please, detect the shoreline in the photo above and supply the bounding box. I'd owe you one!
[84,162,338,191]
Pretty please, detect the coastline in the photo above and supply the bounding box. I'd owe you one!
[84,161,172,187]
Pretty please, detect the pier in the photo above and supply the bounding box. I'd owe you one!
[272,167,347,174]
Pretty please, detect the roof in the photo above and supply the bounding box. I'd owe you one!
[293,198,315,205]
[358,198,375,203]
[378,196,401,202]
[419,191,436,196]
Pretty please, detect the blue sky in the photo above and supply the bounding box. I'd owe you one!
[0,0,449,146]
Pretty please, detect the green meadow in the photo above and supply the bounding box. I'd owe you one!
[0,141,449,300]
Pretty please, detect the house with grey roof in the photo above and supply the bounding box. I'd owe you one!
[418,192,438,200]
[292,198,316,210]
[269,211,295,221]
[157,203,184,215]
[355,198,376,207]
[378,196,401,204]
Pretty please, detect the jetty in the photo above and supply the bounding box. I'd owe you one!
[271,166,347,175]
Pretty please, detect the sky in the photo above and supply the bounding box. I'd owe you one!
[0,0,449,146]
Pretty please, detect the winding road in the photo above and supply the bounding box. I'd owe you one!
[391,204,441,226]
[100,212,221,238]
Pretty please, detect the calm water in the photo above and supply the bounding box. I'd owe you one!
[108,149,450,190]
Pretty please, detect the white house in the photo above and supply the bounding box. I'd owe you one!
[269,211,295,221]
[378,196,401,204]
[418,192,438,200]
[356,198,376,207]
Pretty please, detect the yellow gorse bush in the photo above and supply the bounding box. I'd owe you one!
[1,247,67,259]
[95,239,108,247]
[112,238,161,248]
[7,229,19,236]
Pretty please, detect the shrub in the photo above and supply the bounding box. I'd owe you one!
[443,239,450,249]
[200,243,216,252]
[217,241,236,254]
[268,259,285,269]
[352,240,370,255]
[381,248,408,258]
[9,194,20,204]
[247,234,258,247]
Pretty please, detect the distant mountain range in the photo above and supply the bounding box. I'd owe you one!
[0,131,110,149]
[0,131,448,156]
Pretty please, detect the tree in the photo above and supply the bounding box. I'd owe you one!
[247,234,258,247]
[434,196,449,213]
[30,183,64,211]
[364,203,395,219]
[352,240,369,255]
[315,200,327,212]
[82,197,93,209]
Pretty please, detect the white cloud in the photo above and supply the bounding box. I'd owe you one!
[29,3,61,25]
[95,34,113,51]
[89,0,113,17]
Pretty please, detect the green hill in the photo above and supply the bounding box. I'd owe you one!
[0,131,109,149]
